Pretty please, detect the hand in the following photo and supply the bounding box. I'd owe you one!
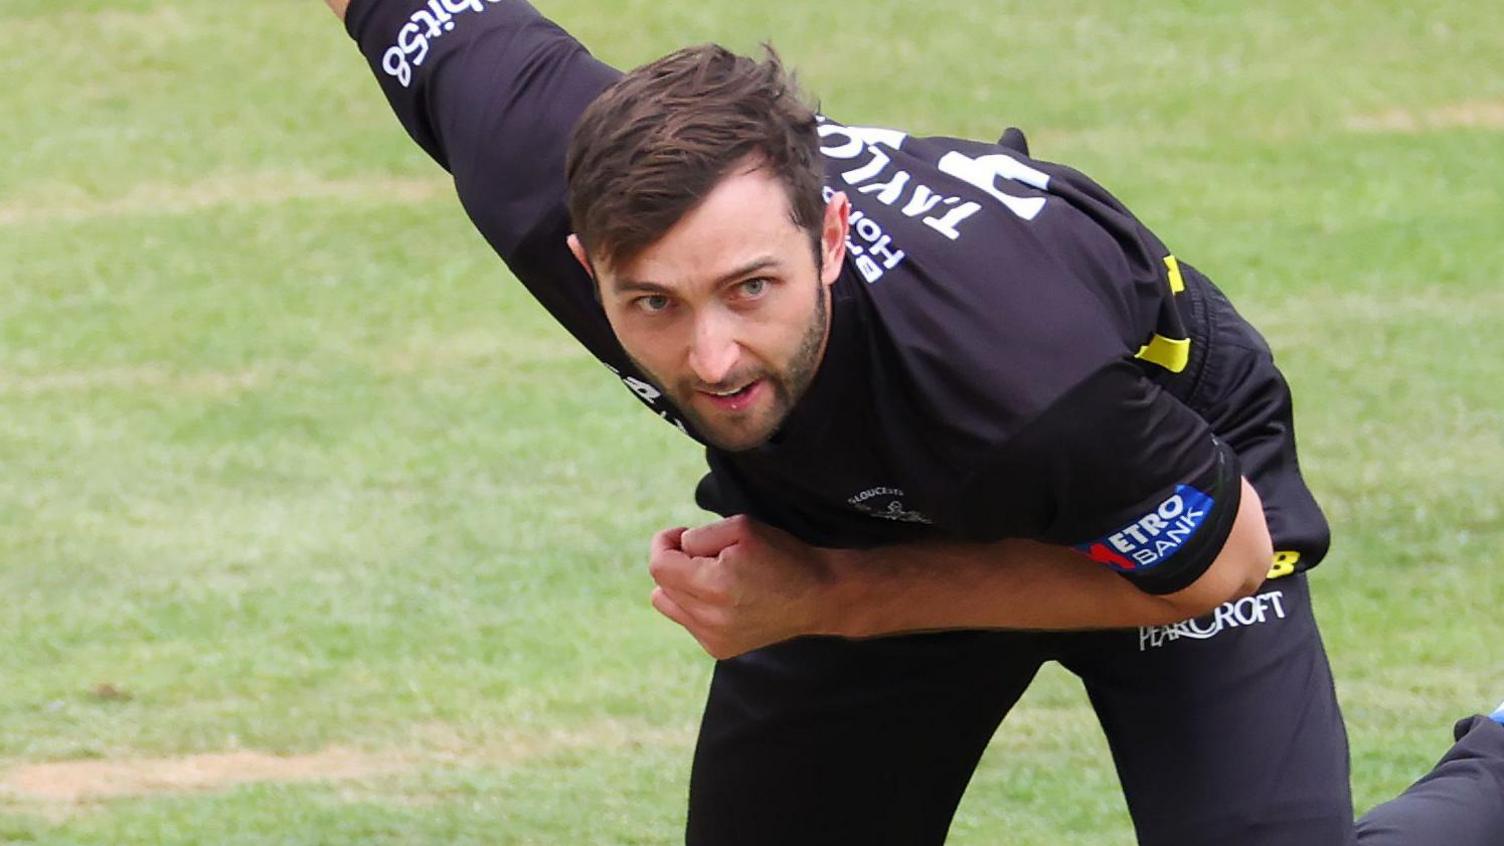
[647,515,842,660]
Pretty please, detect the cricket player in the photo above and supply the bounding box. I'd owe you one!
[323,0,1504,842]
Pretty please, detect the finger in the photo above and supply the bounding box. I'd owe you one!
[680,514,748,558]
[651,586,700,632]
[650,526,689,558]
[648,546,718,601]
[654,588,731,659]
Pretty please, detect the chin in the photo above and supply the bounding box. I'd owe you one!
[697,412,785,452]
[683,394,788,452]
[702,427,775,453]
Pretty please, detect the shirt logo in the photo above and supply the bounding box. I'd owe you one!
[1138,590,1287,651]
[381,0,503,88]
[1075,484,1213,572]
[847,486,933,525]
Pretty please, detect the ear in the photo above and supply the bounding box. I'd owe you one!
[566,233,595,280]
[819,192,850,287]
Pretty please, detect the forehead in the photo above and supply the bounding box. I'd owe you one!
[609,166,808,291]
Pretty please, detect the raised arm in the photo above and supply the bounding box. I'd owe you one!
[338,0,618,256]
[329,0,669,387]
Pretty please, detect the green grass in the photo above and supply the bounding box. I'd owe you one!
[2,0,1502,842]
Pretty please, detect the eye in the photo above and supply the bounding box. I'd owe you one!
[737,278,769,299]
[635,294,672,314]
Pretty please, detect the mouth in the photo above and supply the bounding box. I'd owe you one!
[695,378,764,413]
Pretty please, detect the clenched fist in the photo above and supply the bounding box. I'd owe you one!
[647,515,848,659]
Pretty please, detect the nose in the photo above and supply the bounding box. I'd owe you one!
[687,310,741,386]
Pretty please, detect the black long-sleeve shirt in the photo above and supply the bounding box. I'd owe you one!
[345,0,1329,594]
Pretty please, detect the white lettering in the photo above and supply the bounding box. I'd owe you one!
[936,151,1048,220]
[1165,514,1202,545]
[817,124,906,160]
[1234,596,1261,626]
[900,184,946,218]
[849,486,905,504]
[867,235,905,270]
[1184,618,1220,638]
[857,170,911,205]
[1267,591,1287,618]
[844,211,906,282]
[1158,495,1185,520]
[817,125,864,160]
[1139,590,1290,651]
[411,10,444,38]
[426,1,454,28]
[921,201,982,240]
[1213,602,1238,631]
[381,0,503,87]
[1095,491,1214,568]
[622,376,660,402]
[841,146,890,184]
[397,22,429,66]
[819,121,995,248]
[847,486,932,524]
[382,47,412,87]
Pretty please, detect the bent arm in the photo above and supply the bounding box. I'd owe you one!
[823,478,1272,637]
[325,0,350,20]
[654,479,1273,658]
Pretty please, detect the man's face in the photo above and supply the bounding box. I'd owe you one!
[570,164,849,451]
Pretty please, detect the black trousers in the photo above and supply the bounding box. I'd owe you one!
[685,574,1504,845]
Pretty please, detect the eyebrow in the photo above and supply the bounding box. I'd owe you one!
[613,256,782,295]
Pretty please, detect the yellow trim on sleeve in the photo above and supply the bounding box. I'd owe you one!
[1134,334,1191,373]
[1164,255,1185,294]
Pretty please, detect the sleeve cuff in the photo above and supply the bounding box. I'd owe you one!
[1112,439,1243,595]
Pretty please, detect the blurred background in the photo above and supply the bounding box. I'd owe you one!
[2,1,1501,842]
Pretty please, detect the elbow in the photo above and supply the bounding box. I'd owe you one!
[1160,478,1273,620]
[1159,554,1266,622]
[1160,556,1263,621]
[1232,550,1271,599]
[1217,541,1274,606]
[1215,550,1271,609]
[1223,479,1275,603]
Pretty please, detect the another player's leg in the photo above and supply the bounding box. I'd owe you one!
[1351,710,1504,844]
[686,630,1044,846]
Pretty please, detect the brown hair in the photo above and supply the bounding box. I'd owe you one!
[565,44,825,273]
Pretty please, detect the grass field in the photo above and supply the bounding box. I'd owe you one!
[2,0,1502,842]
